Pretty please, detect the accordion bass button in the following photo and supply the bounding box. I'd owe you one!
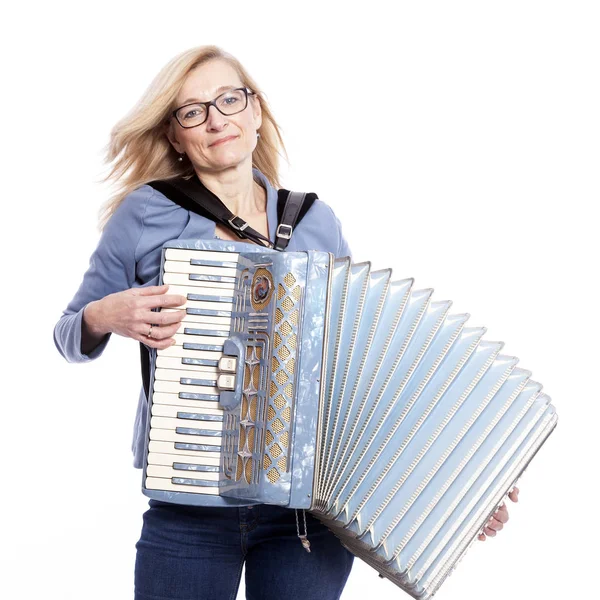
[218,357,237,373]
[217,374,236,391]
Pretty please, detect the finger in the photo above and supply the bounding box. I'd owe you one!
[509,487,520,502]
[155,309,187,326]
[130,284,170,296]
[153,293,188,308]
[478,533,486,542]
[483,526,496,537]
[142,322,181,341]
[136,334,177,350]
[494,504,509,524]
[486,518,504,532]
[136,294,187,312]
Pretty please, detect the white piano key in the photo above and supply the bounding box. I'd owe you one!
[148,440,221,459]
[163,260,237,277]
[155,367,218,382]
[160,309,232,327]
[148,452,221,467]
[150,392,220,410]
[149,428,221,446]
[153,380,219,396]
[164,248,239,263]
[174,298,233,312]
[146,464,220,481]
[166,283,234,300]
[157,345,223,360]
[151,415,223,433]
[151,404,224,419]
[145,477,220,495]
[173,332,227,347]
[155,359,219,374]
[163,272,235,291]
[176,318,231,332]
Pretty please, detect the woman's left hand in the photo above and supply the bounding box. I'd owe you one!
[478,486,519,541]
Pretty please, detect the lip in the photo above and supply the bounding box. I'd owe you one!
[210,135,238,147]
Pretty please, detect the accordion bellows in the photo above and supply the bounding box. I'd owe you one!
[143,240,557,599]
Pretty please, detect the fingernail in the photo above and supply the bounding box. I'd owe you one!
[170,339,177,346]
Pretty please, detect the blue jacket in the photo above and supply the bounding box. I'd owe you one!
[53,168,352,467]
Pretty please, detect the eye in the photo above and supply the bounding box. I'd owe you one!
[181,105,205,120]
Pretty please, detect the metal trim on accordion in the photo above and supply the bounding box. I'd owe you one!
[141,239,557,599]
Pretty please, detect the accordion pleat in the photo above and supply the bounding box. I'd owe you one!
[312,259,556,599]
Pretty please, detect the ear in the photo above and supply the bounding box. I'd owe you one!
[165,120,185,154]
[252,95,263,132]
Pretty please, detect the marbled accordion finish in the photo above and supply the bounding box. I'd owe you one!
[142,239,557,599]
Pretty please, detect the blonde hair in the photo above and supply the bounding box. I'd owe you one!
[99,45,286,229]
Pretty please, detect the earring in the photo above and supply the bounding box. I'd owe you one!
[256,132,261,139]
[178,153,184,162]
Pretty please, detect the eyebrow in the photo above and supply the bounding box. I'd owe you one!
[179,85,240,105]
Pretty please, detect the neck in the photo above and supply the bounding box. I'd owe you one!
[196,161,265,216]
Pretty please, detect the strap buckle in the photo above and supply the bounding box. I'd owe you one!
[228,216,249,232]
[276,223,293,240]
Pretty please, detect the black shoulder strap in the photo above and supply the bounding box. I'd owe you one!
[148,177,273,248]
[274,189,317,250]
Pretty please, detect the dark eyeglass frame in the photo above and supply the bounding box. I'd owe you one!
[171,87,255,129]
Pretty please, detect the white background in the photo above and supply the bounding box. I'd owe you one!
[1,1,598,599]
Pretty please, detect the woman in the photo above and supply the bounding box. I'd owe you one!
[53,45,516,600]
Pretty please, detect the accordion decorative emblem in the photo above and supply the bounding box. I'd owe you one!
[142,239,557,599]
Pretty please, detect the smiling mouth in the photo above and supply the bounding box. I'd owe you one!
[210,136,237,147]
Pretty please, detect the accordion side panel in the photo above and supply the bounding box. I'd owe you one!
[288,251,331,509]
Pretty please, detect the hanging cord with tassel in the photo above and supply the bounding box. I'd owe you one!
[295,509,311,552]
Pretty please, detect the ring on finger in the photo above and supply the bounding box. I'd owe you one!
[147,324,155,338]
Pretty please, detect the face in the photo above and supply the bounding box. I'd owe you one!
[166,59,262,176]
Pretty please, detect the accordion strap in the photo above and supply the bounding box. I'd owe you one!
[148,177,273,248]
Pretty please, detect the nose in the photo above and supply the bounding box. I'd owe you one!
[205,104,228,131]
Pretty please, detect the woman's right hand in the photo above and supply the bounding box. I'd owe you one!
[83,284,187,350]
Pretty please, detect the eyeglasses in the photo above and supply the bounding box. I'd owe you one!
[172,87,255,129]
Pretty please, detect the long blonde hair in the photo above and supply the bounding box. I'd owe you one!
[99,45,286,229]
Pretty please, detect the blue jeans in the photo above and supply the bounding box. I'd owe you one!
[134,500,354,600]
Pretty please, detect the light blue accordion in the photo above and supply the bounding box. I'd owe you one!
[142,239,557,599]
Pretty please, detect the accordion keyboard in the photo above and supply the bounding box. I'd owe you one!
[144,248,240,496]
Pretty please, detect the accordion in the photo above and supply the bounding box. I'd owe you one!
[142,239,557,599]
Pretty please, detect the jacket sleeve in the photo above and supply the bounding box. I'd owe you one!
[335,213,352,260]
[53,186,151,363]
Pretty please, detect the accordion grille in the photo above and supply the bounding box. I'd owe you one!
[244,457,253,483]
[247,427,255,451]
[263,271,301,481]
[249,398,257,422]
[267,468,280,483]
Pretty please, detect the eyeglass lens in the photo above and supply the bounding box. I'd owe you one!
[176,89,248,127]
